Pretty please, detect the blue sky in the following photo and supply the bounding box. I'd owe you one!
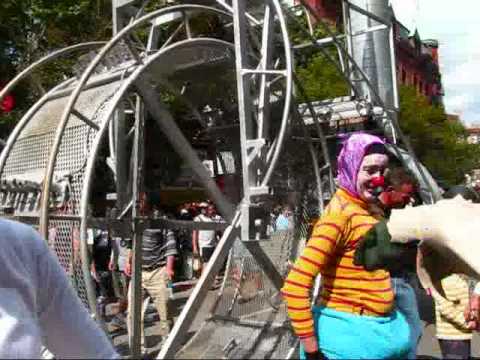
[390,0,480,127]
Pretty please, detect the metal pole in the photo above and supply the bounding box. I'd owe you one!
[158,212,242,359]
[342,0,354,97]
[134,75,236,222]
[129,95,145,357]
[257,4,274,141]
[114,102,128,211]
[232,0,254,201]
[0,42,105,104]
[260,0,293,187]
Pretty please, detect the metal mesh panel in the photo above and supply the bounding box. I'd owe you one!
[176,317,297,359]
[175,215,311,359]
[3,133,54,178]
[48,219,89,307]
[214,232,293,319]
[48,80,122,307]
[2,76,124,308]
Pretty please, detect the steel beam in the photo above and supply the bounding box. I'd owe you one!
[0,42,105,105]
[232,0,255,210]
[39,5,230,239]
[128,95,145,357]
[114,102,129,212]
[158,211,242,359]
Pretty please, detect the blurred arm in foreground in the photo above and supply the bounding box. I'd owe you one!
[0,219,118,359]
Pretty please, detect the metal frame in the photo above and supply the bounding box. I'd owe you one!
[294,0,437,203]
[0,1,443,359]
[74,34,287,357]
[0,42,105,105]
[38,4,232,239]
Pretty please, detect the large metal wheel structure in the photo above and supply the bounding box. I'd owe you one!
[0,0,440,358]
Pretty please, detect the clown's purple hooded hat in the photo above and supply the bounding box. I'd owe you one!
[336,133,385,197]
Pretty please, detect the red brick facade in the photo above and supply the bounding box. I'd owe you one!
[300,0,342,24]
[299,0,444,105]
[394,25,443,105]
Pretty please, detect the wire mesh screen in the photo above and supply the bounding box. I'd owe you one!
[1,77,123,308]
[47,219,89,307]
[48,80,122,307]
[175,209,312,359]
[2,133,54,177]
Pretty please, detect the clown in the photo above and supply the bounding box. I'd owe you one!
[281,133,411,359]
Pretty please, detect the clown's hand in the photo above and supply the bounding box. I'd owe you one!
[354,221,418,272]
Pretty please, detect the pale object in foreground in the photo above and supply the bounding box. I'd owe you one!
[387,196,480,298]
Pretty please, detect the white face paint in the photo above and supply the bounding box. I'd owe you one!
[356,153,389,202]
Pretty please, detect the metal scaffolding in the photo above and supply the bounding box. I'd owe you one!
[0,1,441,359]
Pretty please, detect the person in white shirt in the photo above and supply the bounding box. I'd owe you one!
[192,203,217,266]
[0,218,118,359]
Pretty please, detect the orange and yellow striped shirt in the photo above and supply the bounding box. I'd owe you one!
[281,188,394,339]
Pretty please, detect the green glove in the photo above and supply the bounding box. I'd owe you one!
[354,221,418,272]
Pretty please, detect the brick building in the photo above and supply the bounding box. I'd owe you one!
[298,0,342,24]
[394,24,443,105]
[297,0,444,104]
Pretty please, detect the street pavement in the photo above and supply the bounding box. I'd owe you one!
[112,285,480,359]
[417,322,480,359]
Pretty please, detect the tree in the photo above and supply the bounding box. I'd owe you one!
[0,0,112,138]
[399,85,480,186]
[291,16,349,102]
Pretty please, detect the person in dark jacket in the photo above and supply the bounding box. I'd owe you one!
[125,195,177,352]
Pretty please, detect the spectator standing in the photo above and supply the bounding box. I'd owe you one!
[433,273,473,359]
[92,229,115,303]
[125,201,177,352]
[192,202,216,268]
[275,206,293,231]
[108,235,130,330]
[431,185,480,359]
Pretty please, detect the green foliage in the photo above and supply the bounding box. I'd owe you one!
[296,53,349,101]
[0,0,112,139]
[290,15,349,101]
[399,85,480,186]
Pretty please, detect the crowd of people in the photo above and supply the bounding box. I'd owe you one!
[88,199,225,354]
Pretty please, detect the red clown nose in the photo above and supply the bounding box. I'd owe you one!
[368,176,385,197]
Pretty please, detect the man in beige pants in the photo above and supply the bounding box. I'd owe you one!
[125,223,177,352]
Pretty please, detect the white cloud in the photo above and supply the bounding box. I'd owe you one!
[444,61,480,87]
[390,0,480,126]
[444,94,473,113]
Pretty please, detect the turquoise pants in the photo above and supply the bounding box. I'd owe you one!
[300,306,411,359]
